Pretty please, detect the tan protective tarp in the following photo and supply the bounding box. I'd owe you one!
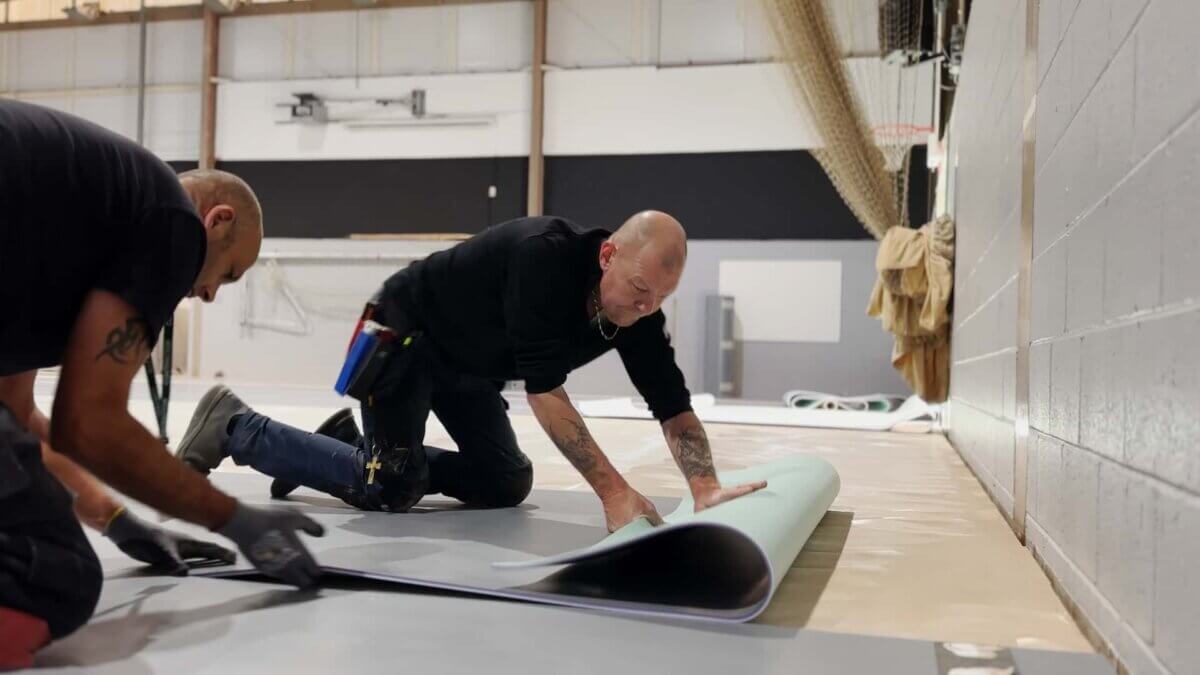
[867,215,955,402]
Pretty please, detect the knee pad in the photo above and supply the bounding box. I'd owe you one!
[378,444,430,513]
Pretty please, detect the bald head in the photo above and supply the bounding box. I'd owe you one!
[595,211,687,328]
[611,210,687,272]
[179,169,263,241]
[178,168,264,303]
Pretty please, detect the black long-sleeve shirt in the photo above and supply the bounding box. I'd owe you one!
[382,216,692,421]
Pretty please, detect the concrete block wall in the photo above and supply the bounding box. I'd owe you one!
[949,1,1200,673]
[946,0,1026,518]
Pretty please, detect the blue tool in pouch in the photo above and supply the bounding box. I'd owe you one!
[334,319,419,401]
[335,324,380,396]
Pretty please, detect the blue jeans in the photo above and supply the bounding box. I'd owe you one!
[227,411,382,508]
[226,339,533,510]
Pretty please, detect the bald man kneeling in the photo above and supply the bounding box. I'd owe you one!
[176,213,765,531]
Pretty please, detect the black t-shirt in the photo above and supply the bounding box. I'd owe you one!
[383,216,693,421]
[0,99,205,376]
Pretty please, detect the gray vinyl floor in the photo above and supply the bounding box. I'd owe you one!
[32,472,1113,674]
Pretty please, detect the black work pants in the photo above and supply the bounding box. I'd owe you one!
[0,405,101,640]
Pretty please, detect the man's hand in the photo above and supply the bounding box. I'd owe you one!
[105,508,236,575]
[601,486,664,533]
[217,502,324,588]
[662,412,767,512]
[692,480,768,513]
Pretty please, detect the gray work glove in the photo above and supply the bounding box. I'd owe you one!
[217,502,324,588]
[105,508,236,576]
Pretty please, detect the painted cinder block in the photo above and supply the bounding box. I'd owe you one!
[1096,462,1156,642]
[1030,341,1052,433]
[1061,442,1100,582]
[1133,0,1200,159]
[1160,111,1200,306]
[1154,486,1200,675]
[1049,337,1081,445]
[1079,324,1130,464]
[1127,312,1200,493]
[1149,312,1200,495]
[993,414,1016,501]
[1034,432,1065,539]
[1102,156,1163,321]
[1065,212,1105,333]
[1032,242,1068,341]
[1036,0,1064,85]
[1035,16,1075,175]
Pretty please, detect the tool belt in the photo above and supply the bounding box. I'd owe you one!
[334,296,421,402]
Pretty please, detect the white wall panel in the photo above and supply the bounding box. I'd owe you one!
[12,92,72,113]
[74,25,138,89]
[0,32,6,91]
[12,87,199,160]
[544,60,933,155]
[145,89,202,160]
[15,28,73,91]
[71,92,138,139]
[545,63,817,154]
[718,259,842,343]
[659,0,750,65]
[548,0,874,69]
[0,33,10,92]
[369,6,452,76]
[194,238,455,385]
[291,11,359,80]
[548,0,657,68]
[148,20,203,85]
[220,4,530,82]
[220,15,292,81]
[456,2,532,72]
[215,72,529,160]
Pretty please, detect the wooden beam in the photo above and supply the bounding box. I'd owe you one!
[1,4,199,31]
[236,0,512,17]
[526,0,546,217]
[199,7,219,170]
[0,0,517,32]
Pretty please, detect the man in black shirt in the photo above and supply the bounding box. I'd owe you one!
[178,211,765,531]
[0,99,322,657]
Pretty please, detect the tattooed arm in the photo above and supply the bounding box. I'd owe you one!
[661,411,767,512]
[50,290,237,530]
[527,387,663,531]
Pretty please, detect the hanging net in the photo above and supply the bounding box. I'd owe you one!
[762,0,928,236]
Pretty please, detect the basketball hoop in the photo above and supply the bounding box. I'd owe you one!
[871,123,935,172]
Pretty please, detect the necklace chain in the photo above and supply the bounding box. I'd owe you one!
[592,287,619,341]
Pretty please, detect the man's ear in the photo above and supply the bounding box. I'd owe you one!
[203,204,236,237]
[598,241,616,271]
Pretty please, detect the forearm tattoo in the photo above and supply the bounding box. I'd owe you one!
[674,426,716,480]
[551,417,600,476]
[95,318,152,364]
